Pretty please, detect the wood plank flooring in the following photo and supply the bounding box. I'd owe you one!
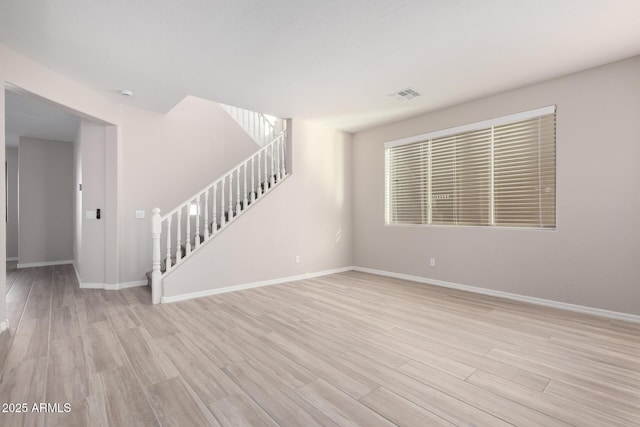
[0,263,639,426]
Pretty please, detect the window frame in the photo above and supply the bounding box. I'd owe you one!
[384,105,557,230]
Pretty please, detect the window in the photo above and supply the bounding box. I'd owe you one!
[385,106,556,229]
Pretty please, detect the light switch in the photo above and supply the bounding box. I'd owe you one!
[136,210,145,219]
[85,210,97,220]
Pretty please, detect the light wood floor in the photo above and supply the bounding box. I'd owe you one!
[1,263,639,426]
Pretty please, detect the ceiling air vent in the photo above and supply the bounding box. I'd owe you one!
[388,88,421,101]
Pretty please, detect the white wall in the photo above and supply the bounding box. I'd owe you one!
[73,120,107,284]
[18,137,73,265]
[352,56,640,316]
[163,120,353,297]
[104,125,119,285]
[73,127,82,271]
[5,147,19,259]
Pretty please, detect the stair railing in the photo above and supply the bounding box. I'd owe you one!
[151,128,288,303]
[220,104,282,147]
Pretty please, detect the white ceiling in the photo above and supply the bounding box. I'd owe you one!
[5,90,80,148]
[1,1,639,132]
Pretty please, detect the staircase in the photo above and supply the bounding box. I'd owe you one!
[220,104,283,147]
[148,125,288,304]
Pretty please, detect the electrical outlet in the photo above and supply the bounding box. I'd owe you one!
[295,255,300,264]
[430,258,436,267]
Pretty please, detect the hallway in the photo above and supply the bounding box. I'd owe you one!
[0,263,153,426]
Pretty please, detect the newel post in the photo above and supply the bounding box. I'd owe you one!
[151,208,162,304]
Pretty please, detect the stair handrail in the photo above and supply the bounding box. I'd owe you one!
[160,131,284,221]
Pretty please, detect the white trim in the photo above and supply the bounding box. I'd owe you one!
[73,262,82,286]
[353,266,640,324]
[106,281,147,290]
[6,257,18,261]
[73,261,146,290]
[0,319,9,332]
[79,280,147,290]
[17,260,73,268]
[161,266,353,303]
[79,282,105,289]
[384,223,557,231]
[385,105,556,148]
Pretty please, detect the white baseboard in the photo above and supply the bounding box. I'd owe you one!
[72,262,82,287]
[106,281,147,290]
[6,257,18,262]
[161,266,353,303]
[73,262,146,290]
[79,280,147,290]
[17,259,73,269]
[0,319,9,332]
[78,282,104,289]
[353,266,640,324]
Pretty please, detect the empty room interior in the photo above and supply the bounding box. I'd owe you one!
[1,1,639,426]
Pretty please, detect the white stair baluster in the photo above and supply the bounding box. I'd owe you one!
[265,122,270,143]
[250,113,254,140]
[236,168,241,213]
[270,142,276,186]
[263,147,268,190]
[220,177,226,226]
[213,183,218,231]
[278,136,283,179]
[269,119,273,141]
[280,134,287,177]
[195,195,201,249]
[257,152,262,197]
[228,171,233,220]
[165,216,172,273]
[151,208,162,304]
[259,118,264,146]
[185,203,191,256]
[275,138,281,182]
[176,208,183,262]
[251,157,256,203]
[203,190,209,239]
[243,162,248,208]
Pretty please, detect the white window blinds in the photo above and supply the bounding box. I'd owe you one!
[385,106,556,229]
